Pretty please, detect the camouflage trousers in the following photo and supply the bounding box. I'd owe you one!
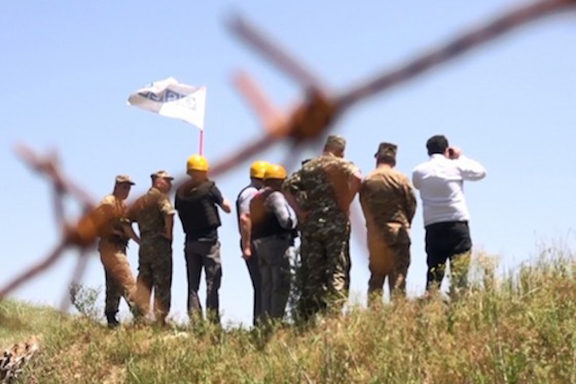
[136,237,173,321]
[300,223,350,319]
[367,235,410,306]
[99,240,139,316]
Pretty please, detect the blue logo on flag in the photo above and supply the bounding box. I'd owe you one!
[138,89,196,110]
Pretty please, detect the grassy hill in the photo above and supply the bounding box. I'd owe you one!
[2,254,576,383]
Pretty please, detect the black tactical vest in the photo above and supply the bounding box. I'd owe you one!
[176,181,221,233]
[250,190,290,239]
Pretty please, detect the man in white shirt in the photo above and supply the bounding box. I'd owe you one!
[412,135,486,292]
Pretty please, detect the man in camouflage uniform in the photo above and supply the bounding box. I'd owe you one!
[284,135,362,318]
[97,175,142,328]
[360,143,417,305]
[283,159,311,320]
[129,170,175,325]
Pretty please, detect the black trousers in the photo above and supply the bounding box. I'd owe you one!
[185,240,222,324]
[242,241,262,326]
[425,221,472,289]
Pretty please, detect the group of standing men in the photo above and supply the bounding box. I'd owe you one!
[240,134,486,325]
[96,157,232,327]
[96,132,486,328]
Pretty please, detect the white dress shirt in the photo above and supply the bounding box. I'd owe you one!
[412,154,486,226]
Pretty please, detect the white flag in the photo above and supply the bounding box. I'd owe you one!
[127,77,207,130]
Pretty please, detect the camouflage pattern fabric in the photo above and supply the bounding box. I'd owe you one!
[100,241,139,315]
[97,195,131,242]
[129,188,175,238]
[96,195,139,316]
[130,188,175,321]
[284,153,359,317]
[360,167,416,301]
[136,238,173,320]
[283,167,309,318]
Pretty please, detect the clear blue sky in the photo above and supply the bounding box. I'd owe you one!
[2,0,575,326]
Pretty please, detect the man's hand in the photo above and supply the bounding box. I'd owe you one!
[448,146,462,160]
[242,246,252,260]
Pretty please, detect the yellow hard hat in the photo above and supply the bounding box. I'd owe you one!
[250,161,270,179]
[186,154,209,172]
[264,164,287,180]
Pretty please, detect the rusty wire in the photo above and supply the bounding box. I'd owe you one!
[1,0,574,306]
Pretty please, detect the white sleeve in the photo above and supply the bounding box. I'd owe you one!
[457,156,487,181]
[411,168,422,190]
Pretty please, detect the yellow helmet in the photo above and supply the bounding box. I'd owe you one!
[186,154,209,172]
[250,161,270,179]
[264,164,287,180]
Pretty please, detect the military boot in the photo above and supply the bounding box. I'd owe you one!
[105,312,120,328]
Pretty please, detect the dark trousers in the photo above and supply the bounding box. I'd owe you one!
[425,221,472,289]
[185,240,222,323]
[243,241,262,326]
[253,234,292,322]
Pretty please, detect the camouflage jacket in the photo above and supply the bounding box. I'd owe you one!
[96,194,130,244]
[284,153,359,230]
[129,187,175,241]
[360,166,417,245]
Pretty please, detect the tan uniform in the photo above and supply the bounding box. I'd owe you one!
[360,166,417,301]
[97,195,139,316]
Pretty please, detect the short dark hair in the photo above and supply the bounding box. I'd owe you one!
[426,135,449,156]
[376,155,396,166]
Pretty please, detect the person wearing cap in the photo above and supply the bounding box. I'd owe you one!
[97,175,142,328]
[235,160,270,326]
[412,135,486,295]
[284,135,362,319]
[360,143,417,305]
[175,155,231,324]
[250,164,297,322]
[129,170,175,325]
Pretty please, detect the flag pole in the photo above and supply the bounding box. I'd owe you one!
[199,130,204,155]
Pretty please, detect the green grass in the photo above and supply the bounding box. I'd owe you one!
[3,253,576,383]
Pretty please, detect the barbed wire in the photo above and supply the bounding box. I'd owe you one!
[1,0,574,310]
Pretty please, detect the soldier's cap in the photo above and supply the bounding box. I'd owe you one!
[324,134,346,150]
[150,170,174,181]
[115,175,135,185]
[374,142,397,160]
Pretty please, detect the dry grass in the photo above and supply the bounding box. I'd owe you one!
[2,253,576,383]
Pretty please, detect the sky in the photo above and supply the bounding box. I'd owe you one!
[1,0,575,326]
